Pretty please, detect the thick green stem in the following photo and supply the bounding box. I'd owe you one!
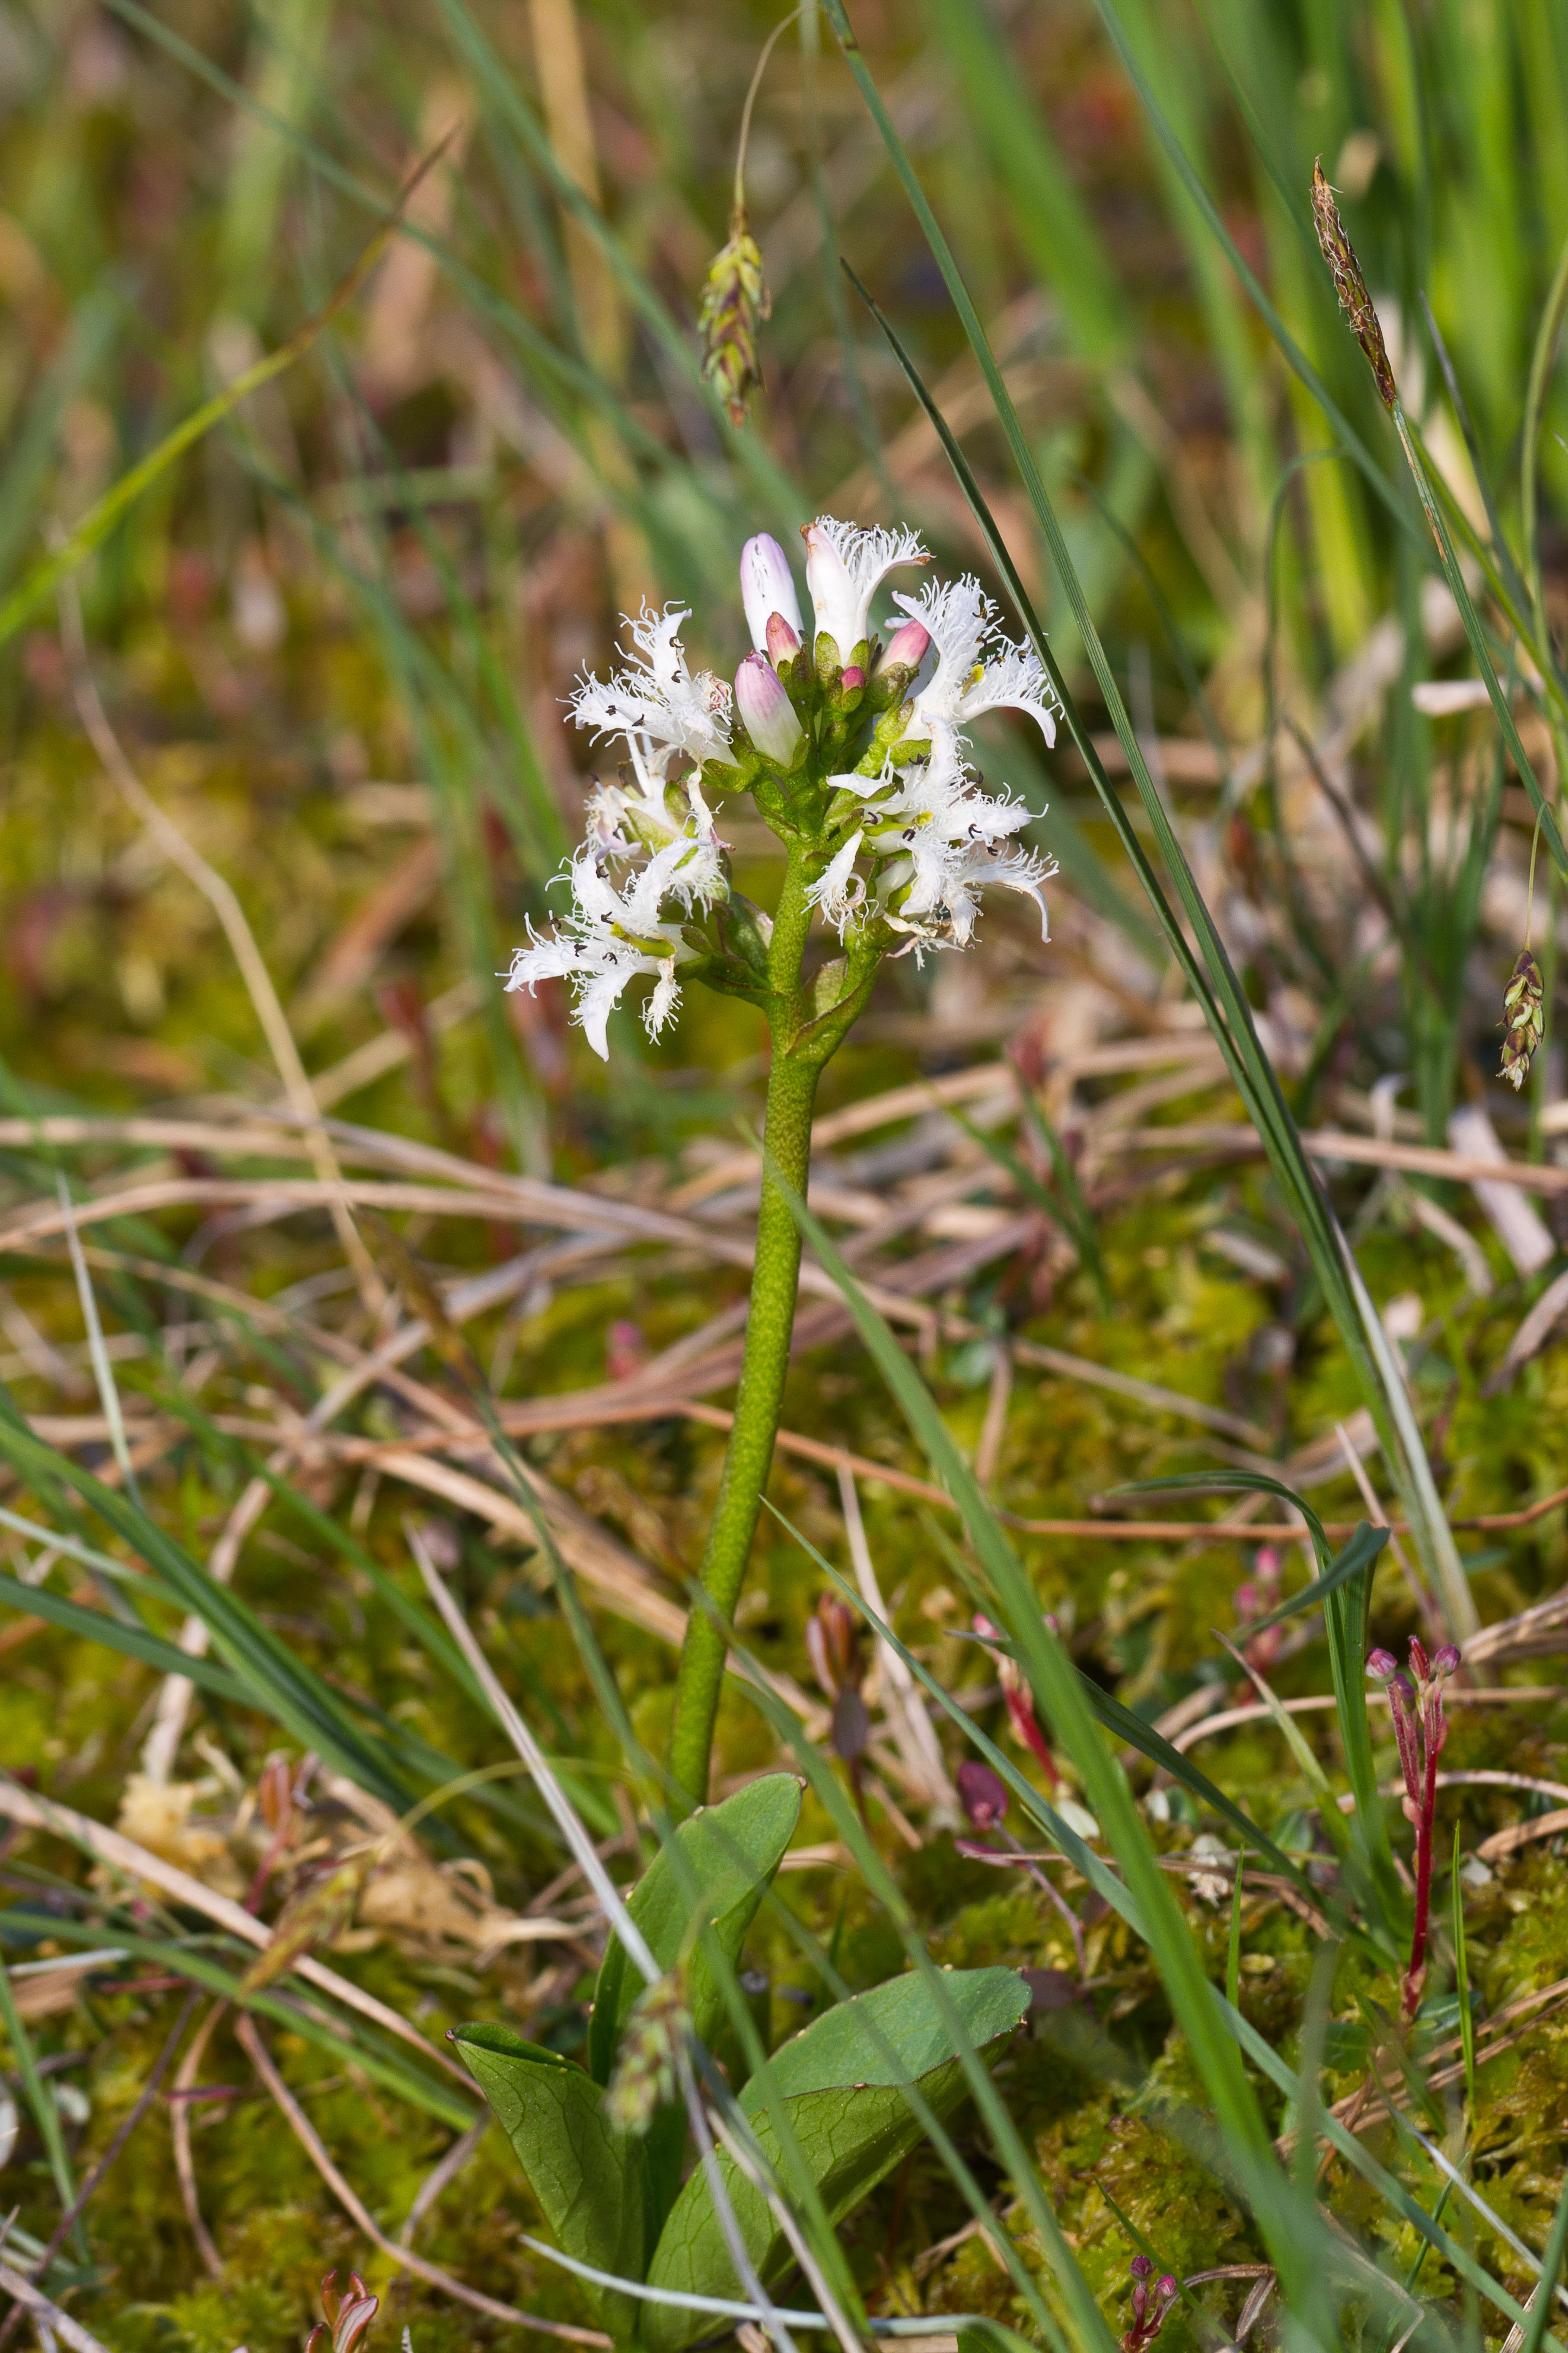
[667,852,822,1807]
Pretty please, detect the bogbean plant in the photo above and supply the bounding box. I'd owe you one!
[466,526,1060,2347]
[506,517,1062,1806]
[452,1777,1030,2349]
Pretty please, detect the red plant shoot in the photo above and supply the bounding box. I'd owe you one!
[974,1612,1060,1790]
[1367,1636,1460,2020]
[1121,2255,1179,2353]
[307,2272,379,2353]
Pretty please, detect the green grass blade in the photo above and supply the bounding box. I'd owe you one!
[1226,1848,1244,2013]
[0,165,430,650]
[0,1959,83,2256]
[1325,1558,1404,1932]
[0,1912,474,2128]
[0,279,125,592]
[1012,1090,1112,1310]
[840,237,1472,1636]
[765,1152,1340,2332]
[948,1100,1111,1312]
[0,1416,415,1808]
[1390,400,1568,882]
[1452,1823,1477,2120]
[0,1573,249,1700]
[1521,2150,1568,2353]
[924,0,1126,361]
[1120,1469,1332,1571]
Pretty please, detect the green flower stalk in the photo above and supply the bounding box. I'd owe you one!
[506,518,1062,1804]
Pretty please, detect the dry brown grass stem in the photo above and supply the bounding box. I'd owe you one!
[170,2000,228,2278]
[233,2014,609,2342]
[1171,1687,1559,1754]
[396,2115,490,2247]
[0,1779,471,2082]
[0,2259,113,2353]
[56,582,386,1316]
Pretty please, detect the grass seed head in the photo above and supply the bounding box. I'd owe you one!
[699,205,771,427]
[1500,947,1545,1090]
[1311,157,1397,410]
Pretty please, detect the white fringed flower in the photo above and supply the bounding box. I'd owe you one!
[860,737,1054,950]
[805,829,866,938]
[504,831,722,1061]
[802,518,927,657]
[893,575,1063,749]
[571,603,733,793]
[507,514,1060,1059]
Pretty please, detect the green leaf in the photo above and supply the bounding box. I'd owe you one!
[1324,1540,1404,1934]
[451,2020,646,2336]
[1117,1469,1331,1572]
[587,1773,802,2087]
[642,1968,1028,2353]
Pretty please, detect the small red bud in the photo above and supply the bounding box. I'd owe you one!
[957,1758,1010,1832]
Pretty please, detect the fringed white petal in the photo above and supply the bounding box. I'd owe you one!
[894,578,1062,752]
[569,602,732,781]
[804,830,866,938]
[804,518,927,657]
[643,961,683,1038]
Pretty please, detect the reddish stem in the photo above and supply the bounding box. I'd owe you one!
[1402,1734,1439,2021]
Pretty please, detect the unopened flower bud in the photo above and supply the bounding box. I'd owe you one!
[875,618,930,676]
[1130,2256,1153,2281]
[805,1592,861,1699]
[840,666,865,692]
[735,651,804,766]
[1500,948,1544,1092]
[1408,1635,1430,1682]
[1366,1648,1399,1682]
[1432,1644,1461,1678]
[1156,2277,1178,2303]
[766,610,802,667]
[957,1758,1010,1832]
[740,533,804,655]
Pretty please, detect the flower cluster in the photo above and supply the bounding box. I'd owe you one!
[505,517,1061,1058]
[1121,2255,1180,2353]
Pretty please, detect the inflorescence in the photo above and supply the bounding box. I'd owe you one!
[504,518,1062,1058]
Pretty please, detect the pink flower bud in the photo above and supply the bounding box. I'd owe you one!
[740,533,804,654]
[734,651,804,766]
[1366,1648,1399,1682]
[766,610,801,666]
[1156,2277,1178,2303]
[1408,1635,1430,1681]
[1130,2257,1153,2281]
[877,617,930,674]
[957,1759,1009,1832]
[841,665,865,690]
[1432,1644,1461,1678]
